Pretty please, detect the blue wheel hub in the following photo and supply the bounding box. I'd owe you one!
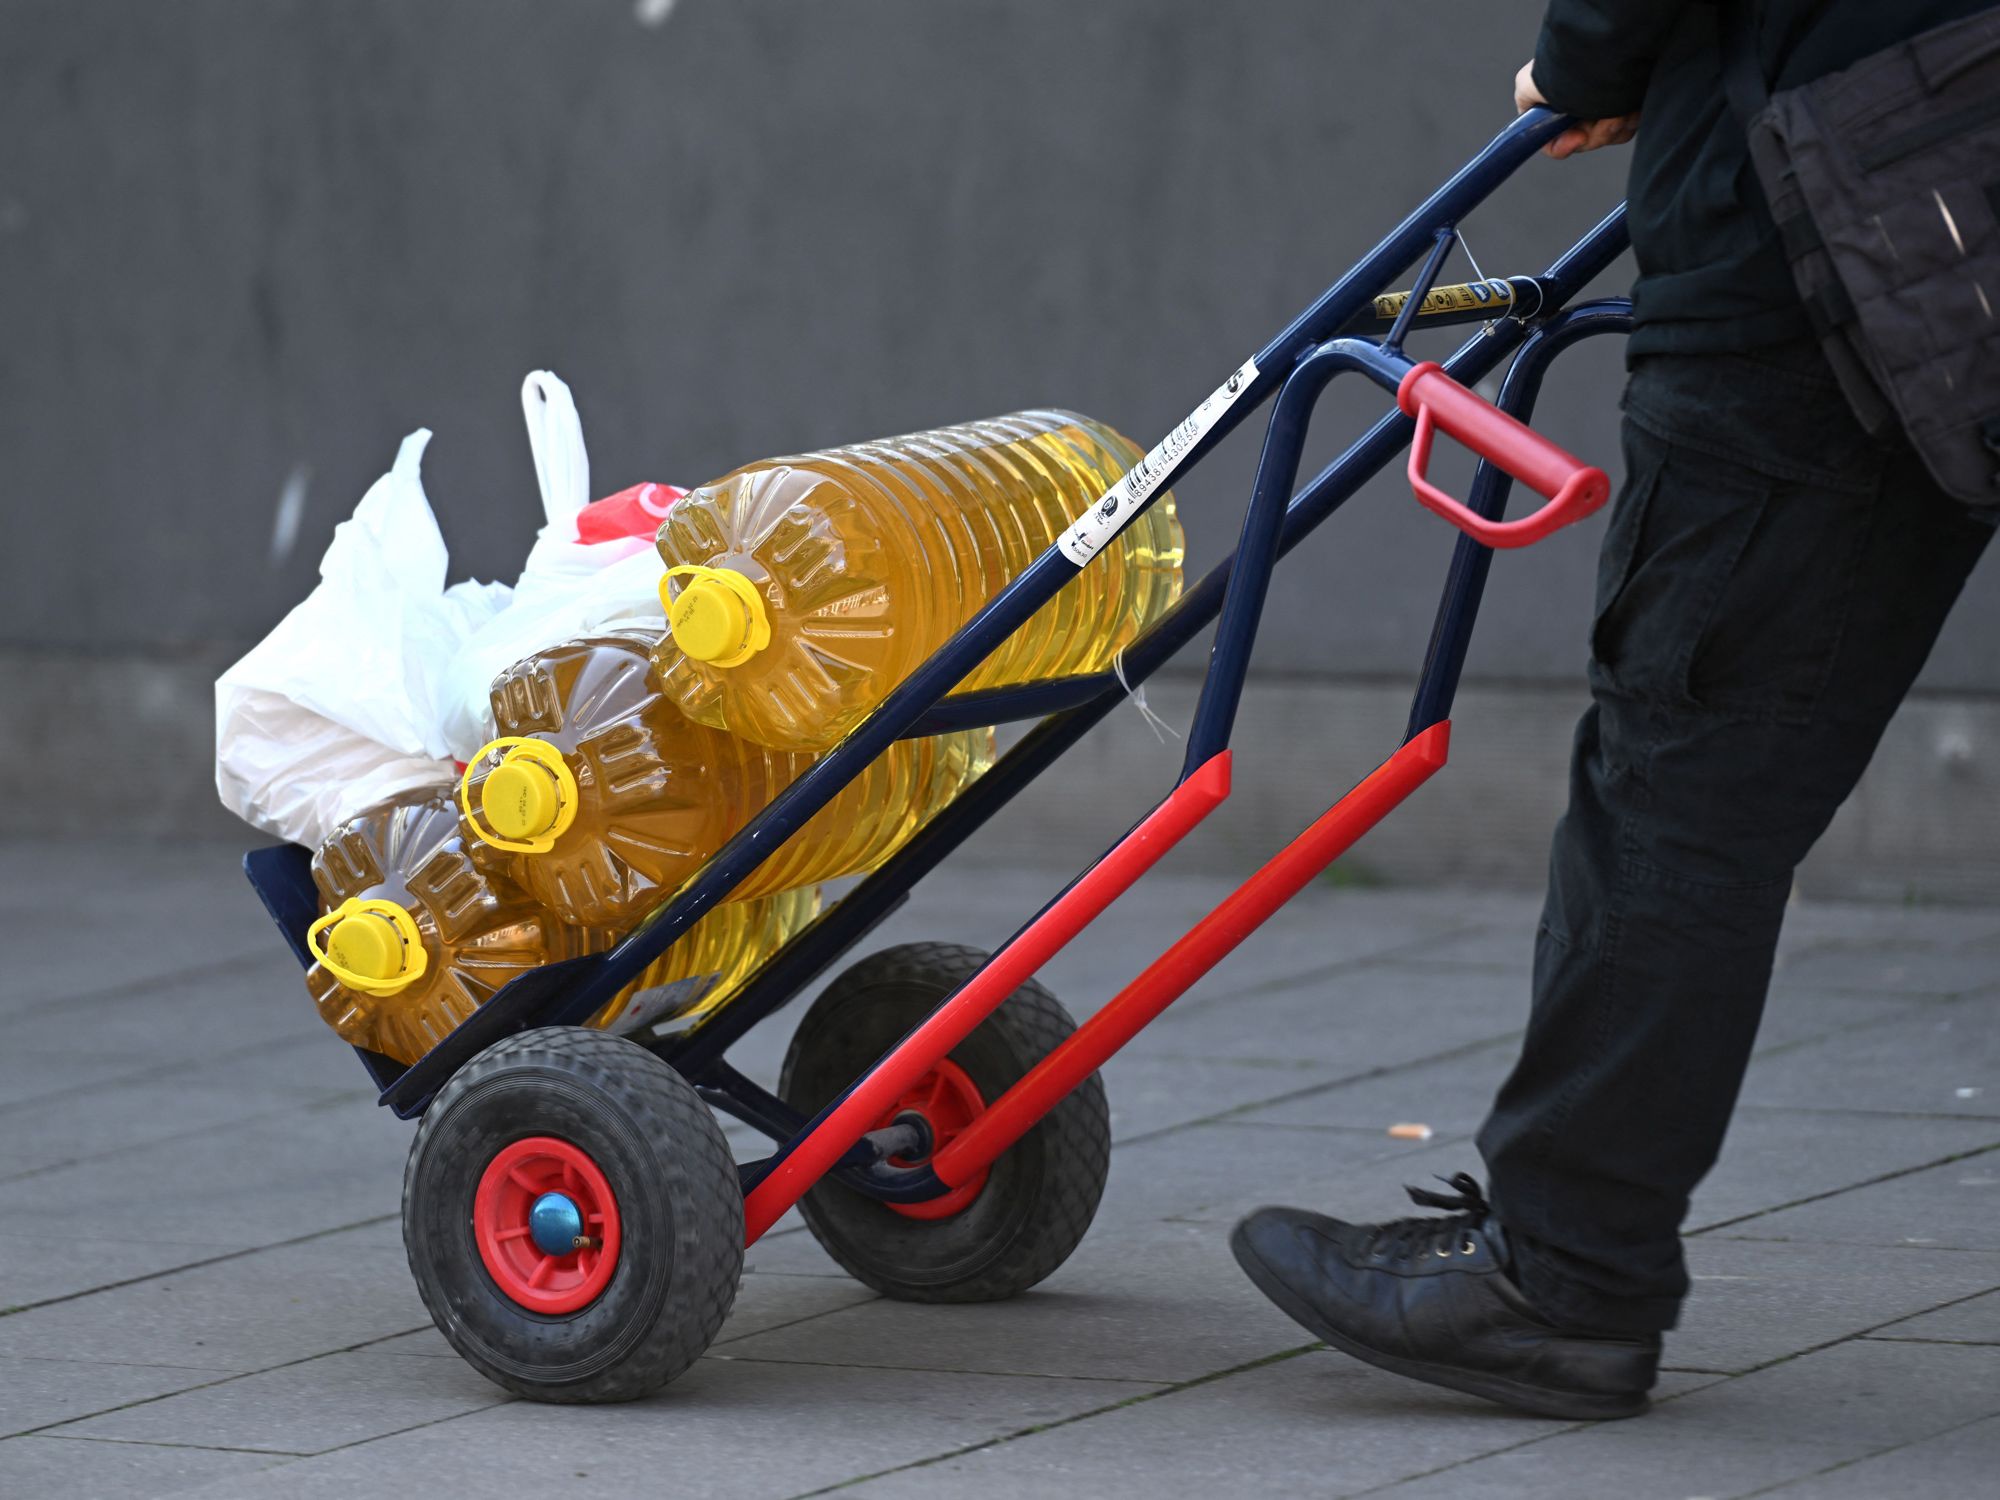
[528,1191,584,1255]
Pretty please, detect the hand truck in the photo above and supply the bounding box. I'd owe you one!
[246,109,1633,1403]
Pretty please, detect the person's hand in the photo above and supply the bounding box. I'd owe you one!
[1514,61,1639,159]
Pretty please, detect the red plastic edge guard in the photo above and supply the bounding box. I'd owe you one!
[740,750,1233,1245]
[931,720,1452,1189]
[1397,362,1610,549]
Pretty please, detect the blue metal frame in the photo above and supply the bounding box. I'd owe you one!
[1403,297,1636,740]
[244,110,1636,1146]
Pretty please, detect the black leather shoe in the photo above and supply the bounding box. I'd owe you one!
[1231,1173,1658,1420]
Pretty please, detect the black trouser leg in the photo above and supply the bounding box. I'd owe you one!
[1477,343,1993,1335]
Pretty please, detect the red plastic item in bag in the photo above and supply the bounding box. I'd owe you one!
[575,482,684,544]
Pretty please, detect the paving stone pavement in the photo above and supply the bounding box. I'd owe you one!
[0,839,1994,1498]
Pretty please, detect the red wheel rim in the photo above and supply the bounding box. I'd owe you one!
[473,1136,622,1314]
[879,1058,990,1221]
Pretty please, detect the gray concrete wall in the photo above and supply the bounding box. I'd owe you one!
[3,0,1995,894]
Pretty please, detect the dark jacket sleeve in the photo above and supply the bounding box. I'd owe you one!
[1534,0,1690,118]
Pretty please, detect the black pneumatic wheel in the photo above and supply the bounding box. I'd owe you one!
[402,1027,742,1403]
[778,943,1111,1302]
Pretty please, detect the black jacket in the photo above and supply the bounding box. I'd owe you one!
[1534,0,1994,355]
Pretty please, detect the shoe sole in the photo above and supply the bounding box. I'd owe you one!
[1229,1223,1649,1422]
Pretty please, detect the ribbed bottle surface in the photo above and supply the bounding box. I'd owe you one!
[469,632,992,928]
[307,793,582,1066]
[651,408,1184,751]
[591,885,821,1032]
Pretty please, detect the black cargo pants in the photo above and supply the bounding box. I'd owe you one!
[1476,339,1993,1335]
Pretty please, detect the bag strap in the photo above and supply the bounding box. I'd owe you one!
[1716,1,1898,434]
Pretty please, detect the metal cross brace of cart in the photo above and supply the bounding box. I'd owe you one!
[246,108,1635,1401]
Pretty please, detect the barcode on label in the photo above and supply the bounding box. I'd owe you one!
[1058,359,1259,567]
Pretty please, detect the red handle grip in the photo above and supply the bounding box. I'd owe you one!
[1396,362,1610,548]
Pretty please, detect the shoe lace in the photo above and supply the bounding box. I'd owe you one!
[1360,1172,1493,1264]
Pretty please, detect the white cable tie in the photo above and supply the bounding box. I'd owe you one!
[1460,230,1488,288]
[1448,232,1504,334]
[1112,648,1178,745]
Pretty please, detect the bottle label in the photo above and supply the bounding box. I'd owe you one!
[598,972,720,1036]
[1057,358,1260,567]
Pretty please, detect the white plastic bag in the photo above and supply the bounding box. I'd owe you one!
[213,691,460,850]
[215,429,509,846]
[435,372,671,760]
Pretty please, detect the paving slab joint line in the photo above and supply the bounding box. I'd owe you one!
[1131,986,1985,1160]
[711,1352,1179,1386]
[1,948,279,1024]
[0,1027,358,1118]
[712,1291,883,1348]
[1112,1031,1524,1152]
[0,1212,400,1318]
[1208,1118,1421,1140]
[1729,1103,2000,1124]
[1339,1370,1731,1498]
[1352,1288,2000,1496]
[1162,918,1501,1019]
[1809,974,2000,1003]
[1733,1408,2000,1498]
[1861,1333,2000,1346]
[1690,1140,2000,1239]
[1708,1283,2000,1382]
[783,1342,1323,1498]
[250,1399,522,1467]
[1724,1234,2000,1253]
[1775,928,2000,999]
[1306,1273,2000,1498]
[15,1324,439,1442]
[739,1272,857,1284]
[1734,1006,1983,1073]
[39,1432,315,1459]
[9,1354,245,1375]
[0,1089,372,1189]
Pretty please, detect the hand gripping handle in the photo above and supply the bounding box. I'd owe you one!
[1397,361,1611,548]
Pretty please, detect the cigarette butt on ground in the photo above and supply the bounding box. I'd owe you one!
[1387,1122,1434,1141]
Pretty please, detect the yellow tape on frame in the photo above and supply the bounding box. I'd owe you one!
[1373,279,1517,320]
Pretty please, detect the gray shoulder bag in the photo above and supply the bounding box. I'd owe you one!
[1723,2,2000,507]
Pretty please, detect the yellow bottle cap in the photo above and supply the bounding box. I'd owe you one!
[306,898,428,997]
[326,911,405,984]
[482,758,560,842]
[661,565,771,668]
[457,737,580,855]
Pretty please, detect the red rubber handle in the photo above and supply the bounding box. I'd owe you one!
[1396,362,1611,548]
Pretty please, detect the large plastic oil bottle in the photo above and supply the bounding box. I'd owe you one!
[305,791,586,1066]
[650,409,1184,751]
[587,884,821,1034]
[458,631,992,929]
[307,793,820,1063]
